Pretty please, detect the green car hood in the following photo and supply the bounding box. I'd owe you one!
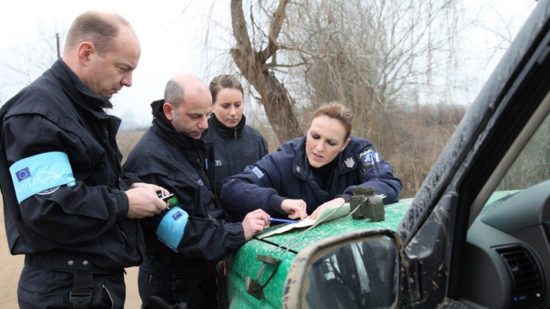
[227,198,414,309]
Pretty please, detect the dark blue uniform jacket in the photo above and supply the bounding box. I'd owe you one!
[0,60,143,273]
[204,114,268,198]
[221,136,402,219]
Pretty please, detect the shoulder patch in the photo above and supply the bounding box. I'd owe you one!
[251,166,264,179]
[359,148,382,168]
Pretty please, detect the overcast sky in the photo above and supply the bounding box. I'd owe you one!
[0,0,538,129]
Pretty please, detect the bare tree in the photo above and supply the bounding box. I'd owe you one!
[230,0,303,143]
[229,0,462,196]
[229,0,460,146]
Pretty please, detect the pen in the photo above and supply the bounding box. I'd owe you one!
[268,217,298,224]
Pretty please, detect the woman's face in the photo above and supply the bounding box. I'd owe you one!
[306,115,350,168]
[212,88,244,128]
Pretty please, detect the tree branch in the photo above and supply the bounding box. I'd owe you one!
[259,0,290,62]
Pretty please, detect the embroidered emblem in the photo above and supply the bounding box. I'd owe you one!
[37,186,61,195]
[344,157,355,168]
[215,160,222,167]
[16,167,31,182]
[172,210,183,220]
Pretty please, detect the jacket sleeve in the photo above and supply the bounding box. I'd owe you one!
[221,154,288,219]
[178,215,245,262]
[137,172,246,262]
[341,144,403,204]
[3,114,129,246]
[120,171,142,189]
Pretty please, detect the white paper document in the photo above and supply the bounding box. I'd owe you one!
[257,203,351,239]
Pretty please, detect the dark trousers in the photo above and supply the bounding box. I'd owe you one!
[18,263,125,309]
[138,255,218,309]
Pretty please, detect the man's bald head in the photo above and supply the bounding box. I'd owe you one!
[62,11,141,98]
[163,75,212,139]
[164,74,211,108]
[64,11,135,56]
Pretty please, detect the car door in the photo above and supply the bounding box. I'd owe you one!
[397,0,550,306]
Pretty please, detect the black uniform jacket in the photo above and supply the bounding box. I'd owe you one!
[204,114,268,198]
[123,100,245,263]
[0,60,143,273]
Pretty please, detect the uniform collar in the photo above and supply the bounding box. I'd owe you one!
[209,114,246,139]
[51,59,114,113]
[150,99,207,152]
[292,136,356,179]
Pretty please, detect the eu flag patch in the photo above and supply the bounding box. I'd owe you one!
[172,210,182,220]
[16,167,31,182]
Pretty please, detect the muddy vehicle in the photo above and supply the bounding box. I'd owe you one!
[226,0,550,307]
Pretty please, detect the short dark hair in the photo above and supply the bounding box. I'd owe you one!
[65,11,129,55]
[312,102,353,139]
[209,74,244,103]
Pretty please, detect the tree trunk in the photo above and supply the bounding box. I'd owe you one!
[230,0,303,143]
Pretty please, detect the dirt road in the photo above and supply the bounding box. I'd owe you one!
[0,205,141,308]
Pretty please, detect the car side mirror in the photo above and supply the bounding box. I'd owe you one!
[283,229,403,308]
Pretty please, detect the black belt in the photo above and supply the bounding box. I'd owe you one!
[25,252,120,275]
[25,253,100,308]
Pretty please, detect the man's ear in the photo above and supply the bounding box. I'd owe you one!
[76,42,95,66]
[163,102,174,120]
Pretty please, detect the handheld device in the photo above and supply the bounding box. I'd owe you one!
[157,191,174,201]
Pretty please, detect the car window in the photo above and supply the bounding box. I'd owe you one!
[476,111,550,217]
[496,113,550,191]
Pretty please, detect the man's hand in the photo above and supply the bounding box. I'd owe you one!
[309,197,346,220]
[130,182,169,196]
[242,209,270,240]
[281,199,308,220]
[125,183,168,219]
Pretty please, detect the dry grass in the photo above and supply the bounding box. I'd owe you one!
[117,129,146,162]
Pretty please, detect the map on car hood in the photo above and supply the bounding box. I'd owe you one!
[258,203,351,239]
